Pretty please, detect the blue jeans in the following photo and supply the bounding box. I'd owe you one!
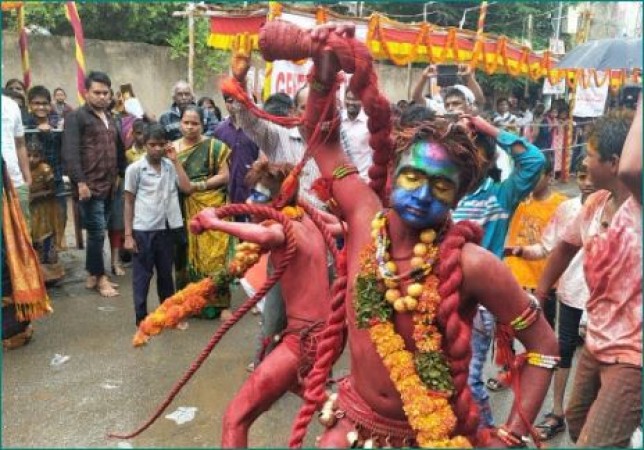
[468,308,495,428]
[79,197,112,276]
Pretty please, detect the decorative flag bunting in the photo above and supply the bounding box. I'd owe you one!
[207,12,265,51]
[64,1,86,105]
[206,2,637,89]
[17,5,30,89]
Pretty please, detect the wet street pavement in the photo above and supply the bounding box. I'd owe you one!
[3,184,579,448]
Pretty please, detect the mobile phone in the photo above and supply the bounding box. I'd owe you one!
[436,65,458,88]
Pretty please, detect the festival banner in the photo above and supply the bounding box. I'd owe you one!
[269,59,312,97]
[572,70,609,117]
[542,77,566,95]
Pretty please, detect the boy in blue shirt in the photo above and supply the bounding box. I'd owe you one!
[453,115,546,428]
[123,123,193,325]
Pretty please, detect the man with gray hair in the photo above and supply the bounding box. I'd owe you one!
[159,80,217,141]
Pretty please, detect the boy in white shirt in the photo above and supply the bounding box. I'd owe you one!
[123,123,192,325]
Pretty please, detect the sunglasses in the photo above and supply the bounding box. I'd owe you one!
[224,97,234,104]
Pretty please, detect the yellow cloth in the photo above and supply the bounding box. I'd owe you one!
[30,162,67,253]
[2,167,52,321]
[505,192,567,288]
[125,145,146,165]
[176,138,231,308]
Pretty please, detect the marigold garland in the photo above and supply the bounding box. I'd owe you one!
[354,211,471,448]
[131,206,303,346]
[133,278,216,347]
[133,240,269,347]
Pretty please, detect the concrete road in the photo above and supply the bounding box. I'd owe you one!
[3,182,580,448]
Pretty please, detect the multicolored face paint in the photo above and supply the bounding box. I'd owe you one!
[247,183,272,204]
[391,141,459,229]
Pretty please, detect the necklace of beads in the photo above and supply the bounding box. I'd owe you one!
[372,211,439,313]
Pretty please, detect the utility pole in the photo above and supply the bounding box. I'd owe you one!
[554,1,564,42]
[173,2,197,87]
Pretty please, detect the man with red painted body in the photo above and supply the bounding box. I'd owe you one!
[191,162,337,448]
[256,22,558,448]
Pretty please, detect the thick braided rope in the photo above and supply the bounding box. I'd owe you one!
[289,202,347,448]
[298,200,341,263]
[288,271,347,447]
[258,21,395,203]
[436,220,484,445]
[107,204,298,440]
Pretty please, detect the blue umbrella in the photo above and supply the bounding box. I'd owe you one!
[555,38,642,70]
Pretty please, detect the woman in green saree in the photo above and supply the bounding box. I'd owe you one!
[173,106,231,319]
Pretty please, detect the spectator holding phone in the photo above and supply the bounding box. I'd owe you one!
[411,64,485,114]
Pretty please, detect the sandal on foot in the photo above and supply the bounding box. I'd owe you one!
[486,376,509,392]
[97,277,120,298]
[536,413,566,440]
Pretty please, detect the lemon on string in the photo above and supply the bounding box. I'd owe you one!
[413,243,428,257]
[407,283,424,298]
[385,289,401,304]
[384,279,398,289]
[393,298,407,312]
[411,256,425,268]
[420,229,436,244]
[403,296,419,311]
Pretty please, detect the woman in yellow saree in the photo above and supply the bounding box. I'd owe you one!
[173,106,231,319]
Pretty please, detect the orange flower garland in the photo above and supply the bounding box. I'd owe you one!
[355,211,472,448]
[133,278,215,347]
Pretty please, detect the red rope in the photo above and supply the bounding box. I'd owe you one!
[107,204,298,440]
[437,220,484,444]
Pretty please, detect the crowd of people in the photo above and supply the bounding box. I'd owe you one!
[1,19,641,449]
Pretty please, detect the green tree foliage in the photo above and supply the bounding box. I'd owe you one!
[166,18,229,89]
[3,1,564,93]
[1,1,227,88]
[2,2,182,46]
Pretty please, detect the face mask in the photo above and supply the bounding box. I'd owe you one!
[391,141,460,229]
[247,183,272,204]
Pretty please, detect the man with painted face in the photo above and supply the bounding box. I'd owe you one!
[159,80,217,141]
[190,161,339,448]
[452,112,546,429]
[252,22,557,448]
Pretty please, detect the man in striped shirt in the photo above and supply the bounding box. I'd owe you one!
[453,114,546,428]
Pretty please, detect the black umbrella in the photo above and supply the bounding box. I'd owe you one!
[555,38,642,70]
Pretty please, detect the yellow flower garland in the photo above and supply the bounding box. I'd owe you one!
[357,213,472,448]
[368,322,470,448]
